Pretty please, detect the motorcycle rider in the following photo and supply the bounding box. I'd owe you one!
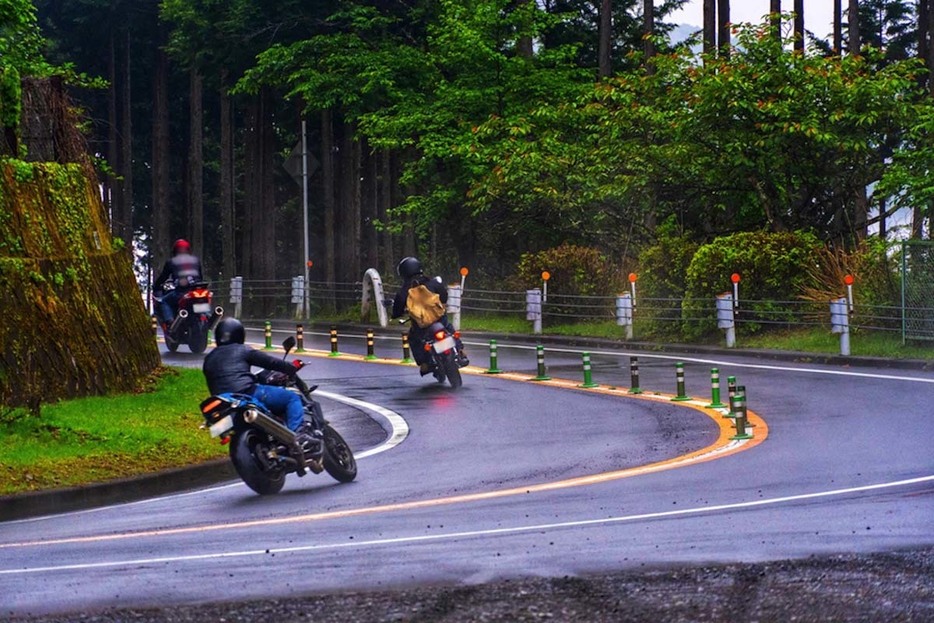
[390,256,468,375]
[202,317,322,457]
[153,238,203,328]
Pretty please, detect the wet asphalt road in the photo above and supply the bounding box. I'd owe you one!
[0,327,932,618]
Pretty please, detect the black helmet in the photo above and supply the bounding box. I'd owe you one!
[214,317,245,346]
[397,256,423,280]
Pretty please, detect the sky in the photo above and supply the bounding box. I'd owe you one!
[668,1,838,40]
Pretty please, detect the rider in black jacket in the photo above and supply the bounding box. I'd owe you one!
[153,239,203,326]
[391,256,467,374]
[203,318,321,455]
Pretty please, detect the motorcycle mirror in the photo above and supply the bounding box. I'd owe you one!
[282,336,296,354]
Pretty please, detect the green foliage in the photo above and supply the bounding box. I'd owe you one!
[513,243,624,297]
[682,230,822,339]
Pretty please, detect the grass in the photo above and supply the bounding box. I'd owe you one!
[0,367,225,496]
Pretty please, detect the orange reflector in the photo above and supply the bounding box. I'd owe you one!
[202,399,223,413]
[424,344,431,351]
[453,331,461,339]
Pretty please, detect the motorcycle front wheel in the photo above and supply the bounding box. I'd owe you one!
[230,429,286,495]
[439,350,463,389]
[322,425,357,483]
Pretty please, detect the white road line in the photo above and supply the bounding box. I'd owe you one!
[3,475,930,575]
[3,391,409,525]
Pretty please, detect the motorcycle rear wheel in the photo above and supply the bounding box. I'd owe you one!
[440,350,463,389]
[322,424,357,483]
[189,324,209,354]
[230,429,286,495]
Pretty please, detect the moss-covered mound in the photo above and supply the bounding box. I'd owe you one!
[0,160,160,408]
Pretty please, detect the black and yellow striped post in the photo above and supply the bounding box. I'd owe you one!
[401,333,413,363]
[484,339,503,374]
[628,356,643,394]
[730,385,753,440]
[295,324,305,352]
[365,328,377,360]
[531,344,551,381]
[724,375,738,418]
[579,352,599,388]
[264,321,273,350]
[671,362,691,401]
[705,367,727,409]
[329,325,341,357]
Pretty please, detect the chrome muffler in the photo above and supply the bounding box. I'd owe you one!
[243,408,309,474]
[168,309,188,334]
[209,306,224,330]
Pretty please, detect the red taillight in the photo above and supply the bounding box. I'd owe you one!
[220,436,230,445]
[191,289,209,298]
[434,330,447,341]
[202,399,223,414]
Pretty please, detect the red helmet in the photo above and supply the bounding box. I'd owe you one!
[172,239,191,255]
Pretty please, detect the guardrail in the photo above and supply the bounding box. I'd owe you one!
[145,276,933,348]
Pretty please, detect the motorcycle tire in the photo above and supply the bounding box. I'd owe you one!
[164,334,179,353]
[189,324,209,354]
[440,350,463,389]
[230,429,286,495]
[322,424,357,483]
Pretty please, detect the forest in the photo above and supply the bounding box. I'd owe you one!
[5,0,934,301]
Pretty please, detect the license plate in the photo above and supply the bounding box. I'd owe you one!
[209,415,234,437]
[192,303,211,313]
[432,335,456,353]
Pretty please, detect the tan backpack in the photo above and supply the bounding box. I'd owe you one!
[406,280,446,328]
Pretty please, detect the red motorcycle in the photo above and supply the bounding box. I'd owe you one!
[155,281,223,354]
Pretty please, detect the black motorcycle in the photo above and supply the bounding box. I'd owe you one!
[155,281,223,354]
[405,318,465,389]
[199,337,357,494]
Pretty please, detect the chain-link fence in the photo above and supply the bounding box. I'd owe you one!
[902,241,934,342]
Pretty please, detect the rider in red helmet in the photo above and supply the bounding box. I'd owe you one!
[153,238,203,327]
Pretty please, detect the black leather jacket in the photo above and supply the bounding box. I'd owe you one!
[202,343,298,396]
[154,253,203,292]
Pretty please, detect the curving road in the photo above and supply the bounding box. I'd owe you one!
[1,329,932,618]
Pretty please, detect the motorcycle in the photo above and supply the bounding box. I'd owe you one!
[198,337,357,495]
[403,317,466,389]
[155,280,223,354]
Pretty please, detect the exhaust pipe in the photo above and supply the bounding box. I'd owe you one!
[243,408,308,474]
[209,306,224,331]
[168,309,188,334]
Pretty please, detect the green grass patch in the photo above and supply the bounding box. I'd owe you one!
[741,327,934,360]
[0,367,224,495]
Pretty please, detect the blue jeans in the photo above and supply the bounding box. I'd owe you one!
[159,290,180,323]
[252,384,304,431]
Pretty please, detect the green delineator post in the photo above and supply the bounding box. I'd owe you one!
[628,356,643,394]
[730,385,753,440]
[531,344,551,381]
[485,339,503,374]
[671,362,692,401]
[365,328,377,360]
[705,367,727,409]
[264,321,273,350]
[579,352,599,388]
[724,376,738,418]
[401,333,414,363]
[329,325,341,357]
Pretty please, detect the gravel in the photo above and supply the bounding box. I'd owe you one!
[8,546,933,623]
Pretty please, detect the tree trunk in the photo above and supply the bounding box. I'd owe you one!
[770,0,781,41]
[703,0,716,56]
[643,0,655,75]
[793,0,804,52]
[219,69,236,280]
[848,0,860,55]
[350,125,362,282]
[151,26,170,272]
[188,68,204,258]
[379,150,394,275]
[321,109,336,304]
[717,0,731,58]
[259,89,276,288]
[107,32,121,241]
[599,0,612,78]
[517,0,534,59]
[363,142,379,272]
[119,30,133,246]
[834,0,843,53]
